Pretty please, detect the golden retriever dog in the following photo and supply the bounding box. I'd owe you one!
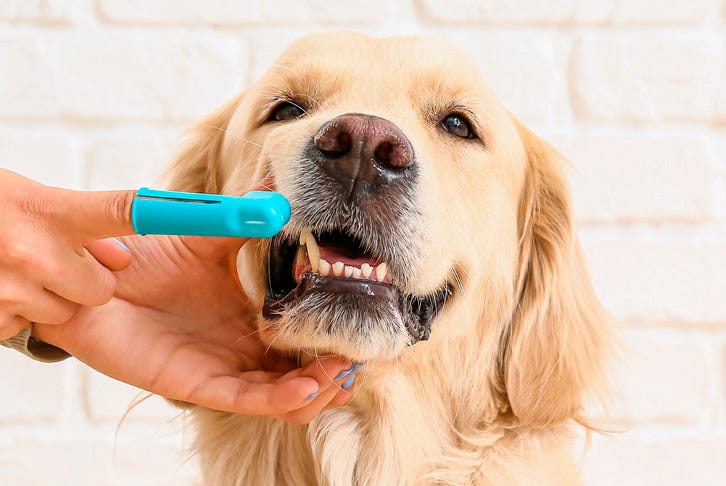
[167,31,612,485]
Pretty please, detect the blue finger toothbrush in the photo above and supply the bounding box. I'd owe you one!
[131,188,291,238]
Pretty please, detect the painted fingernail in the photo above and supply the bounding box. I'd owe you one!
[342,373,356,390]
[305,390,320,400]
[334,363,364,381]
[334,367,353,381]
[113,238,131,253]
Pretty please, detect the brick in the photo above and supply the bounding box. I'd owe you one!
[417,0,572,24]
[573,0,720,24]
[0,36,60,119]
[0,349,65,422]
[580,233,726,324]
[85,134,176,190]
[588,330,714,424]
[553,130,715,223]
[0,32,245,122]
[0,135,81,188]
[582,427,726,486]
[0,434,199,484]
[0,0,71,23]
[53,32,244,122]
[607,0,720,24]
[98,0,388,25]
[572,32,723,122]
[84,368,186,422]
[445,32,568,122]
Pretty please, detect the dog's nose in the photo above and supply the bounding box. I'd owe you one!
[312,114,414,196]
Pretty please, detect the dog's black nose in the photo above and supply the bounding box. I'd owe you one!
[312,114,414,197]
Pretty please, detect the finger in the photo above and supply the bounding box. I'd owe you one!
[0,274,79,325]
[277,380,346,424]
[270,359,356,423]
[178,183,279,261]
[17,288,79,325]
[186,374,321,416]
[42,246,117,306]
[85,238,132,271]
[50,187,137,241]
[0,314,30,341]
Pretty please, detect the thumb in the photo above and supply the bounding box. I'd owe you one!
[52,188,137,241]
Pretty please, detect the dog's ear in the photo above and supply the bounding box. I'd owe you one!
[165,92,245,193]
[502,119,611,428]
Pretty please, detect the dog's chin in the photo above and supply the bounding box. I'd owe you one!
[258,233,452,362]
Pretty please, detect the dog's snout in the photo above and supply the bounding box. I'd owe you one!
[312,114,414,196]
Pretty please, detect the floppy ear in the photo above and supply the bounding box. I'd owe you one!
[165,92,245,193]
[503,119,612,428]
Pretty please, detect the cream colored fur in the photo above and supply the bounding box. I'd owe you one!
[166,32,612,485]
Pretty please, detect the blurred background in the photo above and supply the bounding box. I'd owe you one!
[0,1,724,484]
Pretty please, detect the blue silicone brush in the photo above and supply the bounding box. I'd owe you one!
[131,188,291,238]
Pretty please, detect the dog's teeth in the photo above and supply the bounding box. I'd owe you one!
[319,259,330,276]
[294,245,306,268]
[361,263,373,278]
[303,230,320,272]
[332,261,344,277]
[375,263,388,282]
[344,265,354,278]
[352,267,362,279]
[299,231,306,246]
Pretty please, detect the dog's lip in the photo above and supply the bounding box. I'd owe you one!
[263,272,399,317]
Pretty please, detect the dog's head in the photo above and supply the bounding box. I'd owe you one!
[169,32,610,427]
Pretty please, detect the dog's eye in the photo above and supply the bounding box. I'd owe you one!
[269,101,306,122]
[441,114,475,139]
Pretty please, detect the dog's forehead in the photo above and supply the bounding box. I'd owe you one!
[268,32,483,97]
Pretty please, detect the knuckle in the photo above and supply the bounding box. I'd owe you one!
[2,239,36,269]
[105,191,135,228]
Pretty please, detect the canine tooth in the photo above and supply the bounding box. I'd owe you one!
[361,263,373,278]
[303,230,320,272]
[299,231,306,246]
[375,263,388,282]
[352,267,362,279]
[294,245,306,268]
[332,261,344,277]
[319,259,331,276]
[344,265,354,278]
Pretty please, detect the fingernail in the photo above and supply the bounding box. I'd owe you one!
[334,363,364,381]
[305,390,320,400]
[342,373,356,390]
[113,238,131,253]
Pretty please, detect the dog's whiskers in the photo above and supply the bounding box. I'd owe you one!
[208,125,264,148]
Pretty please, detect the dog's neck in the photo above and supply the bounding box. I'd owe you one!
[191,335,522,485]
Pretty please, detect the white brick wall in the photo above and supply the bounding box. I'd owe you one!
[0,1,723,484]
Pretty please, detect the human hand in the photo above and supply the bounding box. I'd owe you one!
[33,232,357,423]
[0,169,135,340]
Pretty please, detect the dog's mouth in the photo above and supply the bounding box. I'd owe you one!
[262,228,451,343]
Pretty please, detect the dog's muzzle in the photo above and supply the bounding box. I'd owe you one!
[261,113,451,350]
